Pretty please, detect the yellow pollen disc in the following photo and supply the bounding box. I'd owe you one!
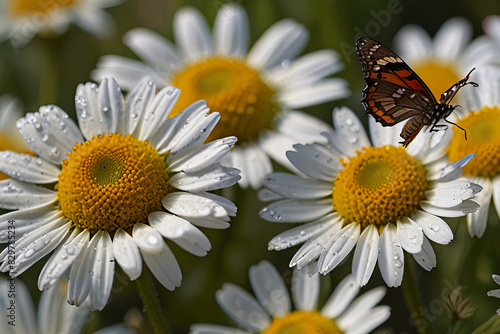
[333,145,428,229]
[448,106,500,177]
[170,57,280,143]
[0,132,30,181]
[58,133,171,232]
[412,61,461,101]
[9,0,77,16]
[262,311,341,334]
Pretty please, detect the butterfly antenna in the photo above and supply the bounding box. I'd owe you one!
[444,117,467,140]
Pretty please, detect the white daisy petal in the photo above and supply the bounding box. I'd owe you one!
[290,232,332,270]
[292,265,319,312]
[434,17,472,61]
[368,117,402,148]
[216,283,271,332]
[263,172,333,199]
[336,286,387,331]
[466,177,492,238]
[412,236,436,271]
[427,154,475,182]
[234,144,273,190]
[97,77,126,135]
[247,19,308,71]
[213,4,249,56]
[73,8,115,39]
[169,164,240,192]
[321,275,360,318]
[112,228,143,280]
[331,107,371,153]
[378,224,404,287]
[38,228,90,290]
[173,7,213,61]
[266,50,344,90]
[410,210,453,244]
[249,261,290,317]
[0,280,37,334]
[11,221,70,277]
[137,86,181,141]
[352,224,379,286]
[425,178,481,208]
[151,101,209,154]
[168,136,237,173]
[278,78,349,109]
[287,143,340,181]
[394,24,432,62]
[0,203,54,234]
[0,179,56,210]
[123,28,181,72]
[16,107,84,164]
[272,110,332,145]
[125,77,156,136]
[420,199,479,217]
[132,223,164,255]
[163,192,229,222]
[492,175,500,220]
[68,234,99,306]
[493,274,500,285]
[396,217,423,254]
[139,240,182,290]
[75,81,101,140]
[258,188,284,202]
[259,132,303,174]
[344,305,391,334]
[0,151,60,183]
[149,211,211,256]
[319,223,360,274]
[198,192,237,217]
[268,213,341,251]
[92,55,165,91]
[190,324,252,334]
[260,198,332,223]
[89,231,115,311]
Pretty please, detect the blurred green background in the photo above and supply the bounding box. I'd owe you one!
[1,0,500,333]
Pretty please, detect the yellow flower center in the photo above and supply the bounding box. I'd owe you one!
[448,106,500,177]
[9,0,77,16]
[262,311,341,334]
[0,132,30,181]
[333,145,428,229]
[58,134,171,233]
[412,61,461,101]
[170,57,280,143]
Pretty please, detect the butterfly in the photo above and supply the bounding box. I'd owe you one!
[355,36,478,147]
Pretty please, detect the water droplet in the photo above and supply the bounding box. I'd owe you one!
[60,253,68,260]
[147,235,159,245]
[24,249,35,258]
[299,230,305,236]
[345,118,353,126]
[102,106,109,113]
[269,209,276,216]
[89,270,94,276]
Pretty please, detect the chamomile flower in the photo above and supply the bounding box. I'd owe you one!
[394,17,498,101]
[190,261,390,334]
[487,274,500,314]
[0,95,28,181]
[260,107,481,287]
[0,0,123,48]
[0,77,240,310]
[0,277,135,333]
[447,66,500,237]
[92,4,349,189]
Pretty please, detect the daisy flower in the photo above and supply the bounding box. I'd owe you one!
[0,95,29,181]
[484,15,500,42]
[260,106,481,287]
[394,17,498,102]
[0,77,240,311]
[447,66,500,237]
[487,274,500,314]
[190,260,390,334]
[0,277,135,334]
[0,0,123,48]
[92,3,349,189]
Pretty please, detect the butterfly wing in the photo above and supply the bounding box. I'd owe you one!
[355,36,437,127]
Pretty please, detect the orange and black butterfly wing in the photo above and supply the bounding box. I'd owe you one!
[355,36,437,138]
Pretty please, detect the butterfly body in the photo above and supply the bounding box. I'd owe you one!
[356,36,477,147]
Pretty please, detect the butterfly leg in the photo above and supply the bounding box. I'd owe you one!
[444,116,467,140]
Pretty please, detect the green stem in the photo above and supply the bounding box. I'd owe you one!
[136,268,170,334]
[402,253,436,334]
